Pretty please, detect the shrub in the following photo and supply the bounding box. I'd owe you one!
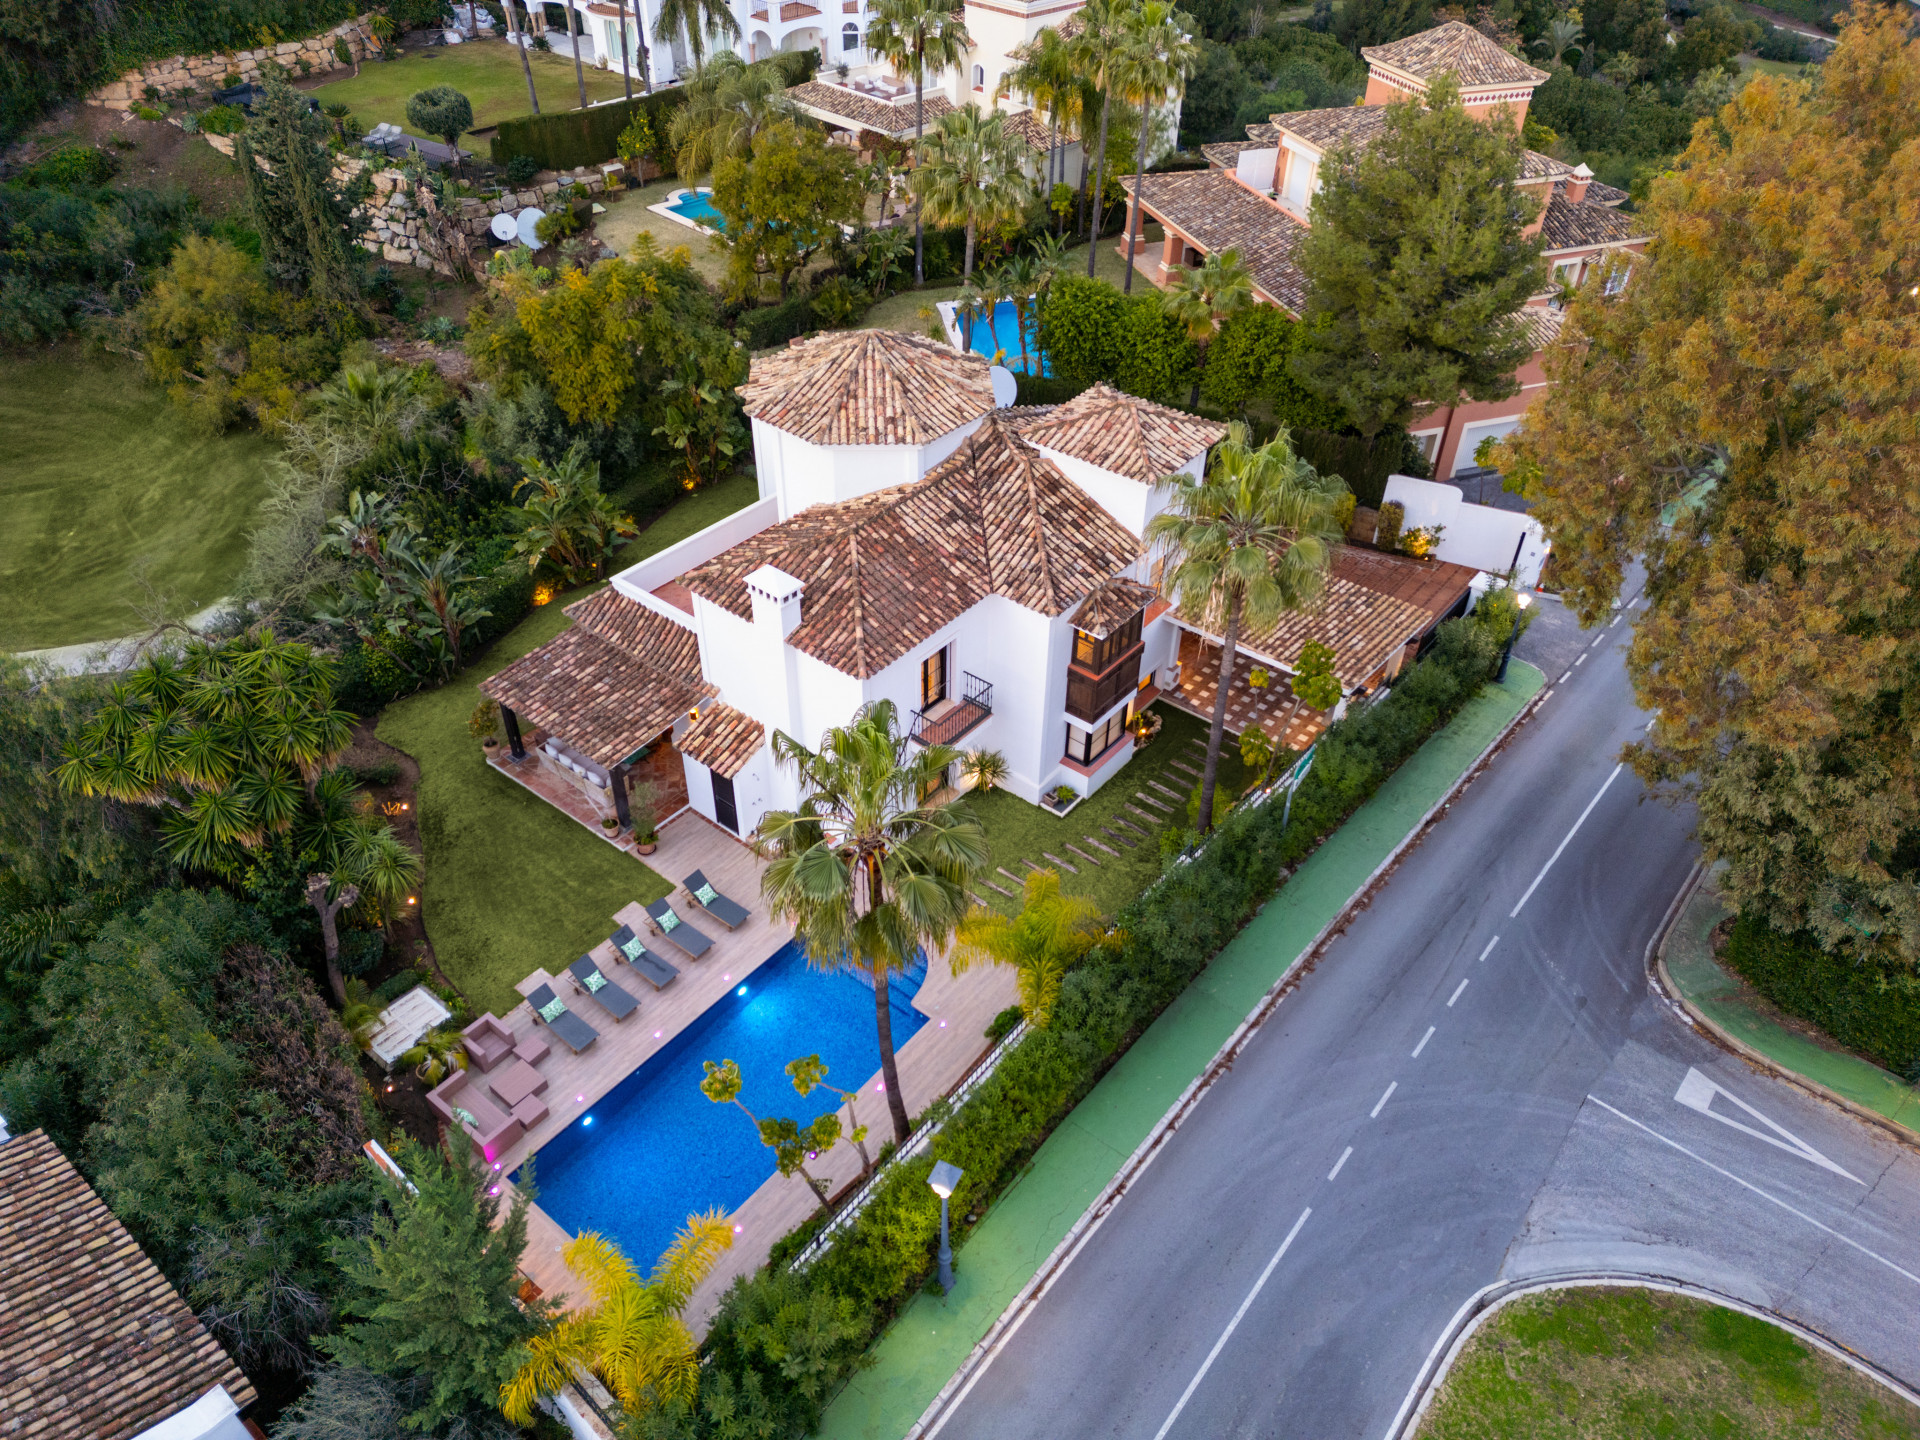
[18,143,118,188]
[533,207,580,245]
[1375,500,1405,551]
[808,275,871,329]
[1721,919,1920,1079]
[372,968,426,1005]
[736,289,818,350]
[503,153,540,187]
[491,90,689,172]
[198,103,246,136]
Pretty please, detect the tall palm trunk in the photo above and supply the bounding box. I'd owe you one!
[1085,91,1112,275]
[1122,98,1152,294]
[568,1,588,106]
[962,218,975,283]
[1198,599,1241,833]
[873,963,911,1141]
[508,2,541,113]
[913,42,926,286]
[616,0,634,100]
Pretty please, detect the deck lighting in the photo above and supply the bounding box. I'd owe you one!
[929,1161,964,1292]
[737,985,748,997]
[582,1116,593,1127]
[734,1224,744,1234]
[723,973,732,981]
[655,1029,663,1038]
[576,1094,585,1102]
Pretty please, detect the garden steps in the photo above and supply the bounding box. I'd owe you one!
[997,866,1027,887]
[1134,792,1173,813]
[1084,837,1121,858]
[1147,779,1185,802]
[1041,851,1078,874]
[1019,859,1047,876]
[1171,761,1200,778]
[979,878,1014,898]
[1065,844,1101,868]
[1102,826,1139,849]
[1125,803,1164,825]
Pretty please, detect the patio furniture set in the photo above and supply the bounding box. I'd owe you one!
[425,1013,554,1164]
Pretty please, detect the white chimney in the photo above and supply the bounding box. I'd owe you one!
[744,564,804,639]
[1566,163,1593,205]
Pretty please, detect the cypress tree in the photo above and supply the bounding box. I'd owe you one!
[238,76,369,332]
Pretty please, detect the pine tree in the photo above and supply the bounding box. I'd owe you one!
[238,77,368,332]
[1292,74,1546,441]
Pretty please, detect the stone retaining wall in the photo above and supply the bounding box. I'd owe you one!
[88,14,376,107]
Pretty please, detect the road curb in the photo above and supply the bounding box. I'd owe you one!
[904,675,1552,1440]
[1645,869,1920,1154]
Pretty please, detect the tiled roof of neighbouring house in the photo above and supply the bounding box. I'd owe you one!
[0,1130,256,1440]
[1521,305,1565,350]
[740,328,997,447]
[1070,575,1158,638]
[1585,179,1630,207]
[1519,148,1576,180]
[1362,22,1548,87]
[1183,575,1436,688]
[1018,382,1228,484]
[1271,104,1392,151]
[678,702,766,779]
[1117,169,1310,313]
[681,416,1142,677]
[482,589,714,768]
[783,81,955,137]
[1334,546,1479,621]
[1202,139,1265,169]
[1002,108,1079,151]
[1539,191,1648,249]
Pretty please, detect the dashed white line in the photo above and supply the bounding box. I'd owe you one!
[1511,763,1625,917]
[1151,1207,1313,1440]
[1371,1082,1398,1118]
[1558,669,1572,684]
[1447,978,1470,1007]
[1478,935,1500,962]
[1328,1147,1353,1181]
[1590,634,1607,649]
[1574,652,1587,667]
[1412,1026,1436,1058]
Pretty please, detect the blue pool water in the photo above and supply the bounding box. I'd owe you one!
[666,187,724,231]
[519,941,927,1266]
[962,299,1050,375]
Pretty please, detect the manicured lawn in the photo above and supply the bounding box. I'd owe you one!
[858,228,1162,335]
[306,39,627,139]
[1416,1288,1920,1440]
[0,350,277,651]
[958,702,1250,919]
[1738,52,1813,75]
[592,175,732,287]
[377,472,760,1018]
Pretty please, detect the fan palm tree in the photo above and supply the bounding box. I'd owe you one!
[995,27,1081,234]
[564,0,589,107]
[867,0,973,285]
[500,1213,733,1424]
[1147,423,1348,833]
[1117,0,1198,294]
[1162,246,1254,406]
[952,869,1103,1027]
[912,105,1032,284]
[756,702,990,1142]
[1068,0,1136,276]
[502,1,540,114]
[666,52,798,180]
[1533,14,1583,63]
[654,0,741,77]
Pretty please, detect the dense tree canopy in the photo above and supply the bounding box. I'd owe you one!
[1499,9,1920,958]
[711,120,865,300]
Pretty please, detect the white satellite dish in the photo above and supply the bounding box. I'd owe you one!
[514,207,546,248]
[989,364,1018,409]
[489,211,518,243]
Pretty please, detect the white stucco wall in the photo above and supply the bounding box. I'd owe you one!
[1382,474,1550,588]
[751,415,987,520]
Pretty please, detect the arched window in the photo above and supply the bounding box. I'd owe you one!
[972,63,985,89]
[843,22,859,50]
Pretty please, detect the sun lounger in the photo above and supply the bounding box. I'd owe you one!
[645,899,713,959]
[567,955,639,1021]
[526,982,599,1054]
[682,869,751,931]
[609,924,680,989]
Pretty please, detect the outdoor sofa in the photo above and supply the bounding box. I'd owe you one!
[461,1013,516,1072]
[426,1069,524,1163]
[682,869,751,931]
[567,955,639,1021]
[527,981,600,1054]
[645,899,713,959]
[609,924,679,989]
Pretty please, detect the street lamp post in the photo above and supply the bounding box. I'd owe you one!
[1495,591,1534,684]
[929,1159,964,1293]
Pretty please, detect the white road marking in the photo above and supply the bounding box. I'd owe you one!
[1674,1068,1862,1183]
[1412,1026,1436,1058]
[1478,935,1500,962]
[1558,670,1573,684]
[1328,1147,1353,1181]
[1574,652,1587,667]
[1646,715,1658,731]
[1151,1208,1312,1440]
[1590,634,1606,649]
[1447,978,1469,1008]
[1609,616,1622,629]
[1511,763,1624,917]
[1587,1095,1917,1285]
[1371,1082,1398,1118]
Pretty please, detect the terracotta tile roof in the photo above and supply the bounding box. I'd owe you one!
[784,80,955,137]
[1019,382,1227,483]
[740,328,996,446]
[1521,305,1565,350]
[1539,191,1648,250]
[682,416,1142,677]
[678,702,766,778]
[1182,575,1434,687]
[1272,104,1391,151]
[1244,120,1280,144]
[1585,178,1630,207]
[1118,169,1310,313]
[1362,22,1548,87]
[1519,147,1575,180]
[1202,139,1265,169]
[1070,575,1157,638]
[1334,546,1478,621]
[1002,107,1078,151]
[482,590,713,767]
[0,1130,255,1440]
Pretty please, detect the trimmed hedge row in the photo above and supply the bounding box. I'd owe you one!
[1721,917,1920,1080]
[662,614,1512,1438]
[491,91,685,173]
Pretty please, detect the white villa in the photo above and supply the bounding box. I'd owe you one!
[483,330,1534,843]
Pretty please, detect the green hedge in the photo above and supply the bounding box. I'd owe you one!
[490,90,688,172]
[1036,273,1197,404]
[1290,427,1429,508]
[661,613,1511,1438]
[736,290,819,350]
[1722,917,1920,1080]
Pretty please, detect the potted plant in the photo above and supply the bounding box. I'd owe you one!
[469,697,501,755]
[634,813,659,855]
[627,777,667,854]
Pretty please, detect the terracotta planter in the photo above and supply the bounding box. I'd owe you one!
[636,839,658,855]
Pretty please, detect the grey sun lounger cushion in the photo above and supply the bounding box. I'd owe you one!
[568,955,639,1021]
[683,869,751,931]
[646,899,713,958]
[527,982,599,1053]
[609,924,680,990]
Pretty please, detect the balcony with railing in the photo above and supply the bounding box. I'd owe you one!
[910,671,992,747]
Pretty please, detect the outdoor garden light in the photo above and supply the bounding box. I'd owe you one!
[929,1160,964,1292]
[737,984,748,997]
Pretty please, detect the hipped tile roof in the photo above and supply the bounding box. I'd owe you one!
[741,328,996,446]
[783,80,955,137]
[1585,178,1630,207]
[1333,547,1479,621]
[1018,382,1227,483]
[482,589,713,767]
[1519,148,1576,180]
[1362,22,1548,87]
[1118,169,1310,313]
[0,1130,255,1440]
[1002,107,1079,151]
[1521,305,1565,350]
[1539,190,1648,249]
[681,416,1142,677]
[1070,575,1158,638]
[1184,575,1434,688]
[1273,104,1392,151]
[678,703,766,778]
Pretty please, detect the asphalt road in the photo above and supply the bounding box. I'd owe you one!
[931,598,1920,1440]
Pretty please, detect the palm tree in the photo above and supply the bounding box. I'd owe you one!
[666,52,797,181]
[564,0,589,107]
[1117,0,1198,295]
[1068,0,1135,277]
[512,442,640,581]
[1533,14,1583,63]
[699,1059,840,1215]
[952,869,1103,1027]
[997,253,1042,370]
[502,1,540,115]
[615,0,636,99]
[867,0,973,286]
[996,28,1080,235]
[500,1214,733,1424]
[1162,246,1254,407]
[654,0,741,77]
[912,105,1032,284]
[756,702,990,1142]
[1146,423,1348,833]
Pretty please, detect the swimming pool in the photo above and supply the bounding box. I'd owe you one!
[663,187,724,232]
[520,940,927,1267]
[960,299,1049,375]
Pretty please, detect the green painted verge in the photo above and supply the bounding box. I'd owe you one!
[816,662,1547,1440]
[1663,869,1920,1137]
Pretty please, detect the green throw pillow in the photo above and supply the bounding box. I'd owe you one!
[539,997,566,1023]
[694,882,719,906]
[584,970,606,992]
[659,910,680,933]
[621,936,644,960]
[452,1106,478,1128]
